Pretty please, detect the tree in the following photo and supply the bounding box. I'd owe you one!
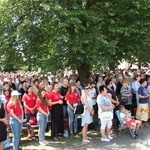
[0,0,149,82]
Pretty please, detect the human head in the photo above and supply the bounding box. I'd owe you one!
[52,82,59,91]
[99,85,107,95]
[140,79,147,87]
[119,105,126,113]
[3,87,11,96]
[21,80,27,87]
[82,84,90,94]
[26,85,33,94]
[33,79,39,85]
[105,79,112,88]
[63,78,69,87]
[122,79,128,87]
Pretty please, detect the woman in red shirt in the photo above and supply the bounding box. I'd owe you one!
[7,90,24,150]
[65,83,80,136]
[22,85,37,138]
[48,82,63,141]
[36,88,49,146]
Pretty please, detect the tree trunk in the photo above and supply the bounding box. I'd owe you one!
[77,63,90,85]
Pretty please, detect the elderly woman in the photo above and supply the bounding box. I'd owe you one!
[97,85,114,142]
[81,84,94,143]
[136,79,150,126]
[120,79,133,113]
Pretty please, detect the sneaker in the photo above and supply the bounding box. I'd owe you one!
[132,134,136,139]
[135,130,139,136]
[106,135,113,140]
[101,138,110,142]
[39,141,47,146]
[82,139,91,143]
[43,140,49,145]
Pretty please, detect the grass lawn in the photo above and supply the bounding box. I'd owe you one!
[9,120,101,150]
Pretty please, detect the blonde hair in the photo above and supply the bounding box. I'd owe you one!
[9,95,21,104]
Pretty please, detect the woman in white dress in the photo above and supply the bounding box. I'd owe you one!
[81,84,94,143]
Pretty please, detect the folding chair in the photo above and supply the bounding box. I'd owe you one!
[115,110,134,138]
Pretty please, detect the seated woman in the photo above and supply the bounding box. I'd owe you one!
[119,105,141,139]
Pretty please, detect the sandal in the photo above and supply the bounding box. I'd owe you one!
[82,139,90,143]
[28,135,32,139]
[87,136,92,140]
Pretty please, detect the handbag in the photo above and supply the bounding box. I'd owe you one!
[99,111,113,121]
[29,116,37,125]
[74,103,84,114]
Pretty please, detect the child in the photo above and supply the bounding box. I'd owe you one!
[119,105,141,139]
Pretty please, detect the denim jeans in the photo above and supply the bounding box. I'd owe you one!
[67,106,78,133]
[37,112,47,142]
[10,116,23,150]
[63,105,68,119]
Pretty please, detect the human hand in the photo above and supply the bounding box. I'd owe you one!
[18,119,23,123]
[90,110,94,116]
[2,118,8,125]
[45,113,49,118]
[58,100,63,105]
[111,104,115,110]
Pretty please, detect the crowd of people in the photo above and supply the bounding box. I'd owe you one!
[0,68,150,149]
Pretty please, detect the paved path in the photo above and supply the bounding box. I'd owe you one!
[21,125,150,150]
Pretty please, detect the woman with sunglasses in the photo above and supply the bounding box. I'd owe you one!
[81,84,94,143]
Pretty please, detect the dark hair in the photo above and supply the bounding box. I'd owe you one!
[33,79,39,84]
[21,80,26,85]
[3,87,11,96]
[52,82,58,88]
[82,83,89,90]
[105,79,111,87]
[99,85,106,93]
[26,85,32,94]
[139,79,146,85]
[134,75,141,81]
[37,88,47,106]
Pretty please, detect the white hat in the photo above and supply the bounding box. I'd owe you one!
[11,90,21,96]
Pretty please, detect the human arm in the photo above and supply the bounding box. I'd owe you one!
[9,109,23,123]
[38,107,49,117]
[107,93,119,105]
[81,95,94,116]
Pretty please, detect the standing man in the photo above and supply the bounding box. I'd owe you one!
[59,78,69,119]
